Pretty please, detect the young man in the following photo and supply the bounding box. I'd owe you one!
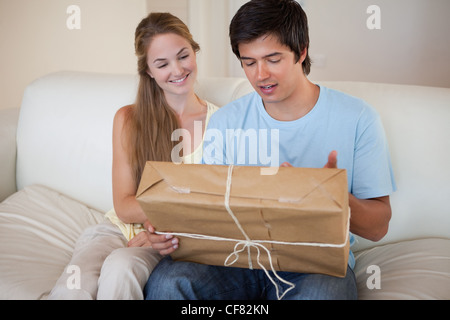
[145,0,396,300]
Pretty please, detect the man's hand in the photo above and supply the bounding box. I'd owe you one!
[281,150,338,168]
[323,150,338,168]
[281,150,391,241]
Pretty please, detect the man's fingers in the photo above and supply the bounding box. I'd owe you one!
[324,150,338,168]
[280,162,293,167]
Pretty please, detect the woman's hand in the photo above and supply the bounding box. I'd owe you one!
[146,221,179,256]
[127,220,153,248]
[127,229,153,248]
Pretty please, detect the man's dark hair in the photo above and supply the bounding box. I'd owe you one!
[230,0,311,75]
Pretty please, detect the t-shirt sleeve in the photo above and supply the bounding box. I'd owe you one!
[351,105,396,199]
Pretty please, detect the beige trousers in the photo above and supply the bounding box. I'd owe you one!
[47,221,161,300]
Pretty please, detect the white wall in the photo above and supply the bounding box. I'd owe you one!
[0,0,147,110]
[306,0,450,88]
[145,0,188,25]
[150,0,450,88]
[2,0,449,111]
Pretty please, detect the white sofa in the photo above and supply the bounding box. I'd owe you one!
[1,71,449,300]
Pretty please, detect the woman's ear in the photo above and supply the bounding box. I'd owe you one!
[146,68,154,78]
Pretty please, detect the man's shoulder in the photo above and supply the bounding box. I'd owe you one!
[320,85,377,118]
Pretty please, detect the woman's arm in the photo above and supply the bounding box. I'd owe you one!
[113,106,179,252]
[112,106,148,224]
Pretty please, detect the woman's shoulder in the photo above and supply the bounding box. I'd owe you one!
[114,105,135,127]
[115,104,134,119]
[113,105,135,140]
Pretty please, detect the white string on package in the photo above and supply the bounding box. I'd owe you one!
[155,164,350,300]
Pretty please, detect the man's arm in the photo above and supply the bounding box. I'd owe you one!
[348,195,391,242]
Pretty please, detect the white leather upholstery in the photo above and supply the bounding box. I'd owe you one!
[16,72,138,213]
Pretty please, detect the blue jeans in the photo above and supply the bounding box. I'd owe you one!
[144,256,357,300]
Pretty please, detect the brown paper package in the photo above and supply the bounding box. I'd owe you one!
[137,161,350,277]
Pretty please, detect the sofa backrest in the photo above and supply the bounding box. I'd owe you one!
[16,72,254,214]
[17,71,450,251]
[17,72,138,213]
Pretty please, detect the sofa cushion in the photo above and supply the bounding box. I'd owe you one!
[0,185,105,299]
[354,238,450,299]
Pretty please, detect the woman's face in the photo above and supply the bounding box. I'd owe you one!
[146,33,198,98]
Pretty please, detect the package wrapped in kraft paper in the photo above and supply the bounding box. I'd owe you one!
[136,161,350,278]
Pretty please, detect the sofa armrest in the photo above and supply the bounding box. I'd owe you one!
[0,108,20,202]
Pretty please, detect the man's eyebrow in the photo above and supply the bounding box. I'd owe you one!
[240,52,282,60]
[153,47,189,64]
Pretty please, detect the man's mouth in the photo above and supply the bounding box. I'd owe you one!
[170,74,189,84]
[259,84,278,93]
[260,84,276,89]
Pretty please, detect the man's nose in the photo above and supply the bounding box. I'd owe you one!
[257,63,270,81]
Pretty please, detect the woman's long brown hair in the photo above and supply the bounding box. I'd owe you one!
[125,13,200,189]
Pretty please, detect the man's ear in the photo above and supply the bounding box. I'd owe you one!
[297,47,308,64]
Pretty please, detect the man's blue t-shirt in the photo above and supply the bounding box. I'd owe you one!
[202,85,396,269]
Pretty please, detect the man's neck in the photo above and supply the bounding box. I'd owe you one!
[263,79,320,122]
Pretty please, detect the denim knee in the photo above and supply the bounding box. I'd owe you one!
[144,257,192,300]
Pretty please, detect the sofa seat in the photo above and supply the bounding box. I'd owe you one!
[354,238,450,299]
[0,184,105,300]
[1,186,449,300]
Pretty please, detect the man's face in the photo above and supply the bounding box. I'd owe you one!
[238,34,305,108]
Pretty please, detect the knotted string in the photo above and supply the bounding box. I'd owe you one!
[222,165,296,300]
[156,164,350,300]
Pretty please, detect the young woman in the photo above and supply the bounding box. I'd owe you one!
[48,12,218,300]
